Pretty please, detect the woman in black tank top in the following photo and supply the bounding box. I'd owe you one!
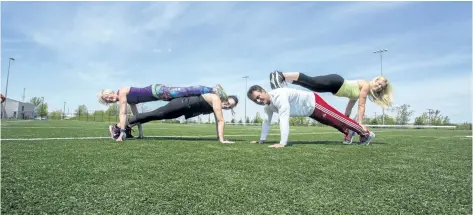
[110,94,239,144]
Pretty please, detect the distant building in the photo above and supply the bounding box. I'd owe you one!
[1,98,36,119]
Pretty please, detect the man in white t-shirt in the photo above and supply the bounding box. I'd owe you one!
[247,85,375,148]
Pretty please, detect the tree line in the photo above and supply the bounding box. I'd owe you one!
[27,98,471,129]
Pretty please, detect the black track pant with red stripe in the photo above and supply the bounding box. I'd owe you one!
[310,93,369,136]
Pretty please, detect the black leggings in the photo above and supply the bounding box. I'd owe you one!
[128,98,188,125]
[292,73,344,94]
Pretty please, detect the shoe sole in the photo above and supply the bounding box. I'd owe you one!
[270,71,284,89]
[270,72,276,89]
[275,72,285,88]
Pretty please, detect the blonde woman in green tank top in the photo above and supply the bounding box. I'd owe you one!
[269,71,393,142]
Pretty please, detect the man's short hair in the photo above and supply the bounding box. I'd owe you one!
[247,85,265,101]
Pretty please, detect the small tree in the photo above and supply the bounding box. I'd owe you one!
[394,104,414,125]
[105,103,119,116]
[253,112,263,124]
[75,105,88,117]
[37,103,48,118]
[48,110,62,120]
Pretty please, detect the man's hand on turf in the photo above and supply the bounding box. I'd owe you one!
[268,144,285,148]
[220,140,234,144]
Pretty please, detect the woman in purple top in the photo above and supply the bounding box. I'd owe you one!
[97,84,228,140]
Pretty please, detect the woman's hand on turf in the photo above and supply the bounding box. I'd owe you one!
[116,133,125,142]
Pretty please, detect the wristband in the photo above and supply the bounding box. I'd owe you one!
[120,129,126,133]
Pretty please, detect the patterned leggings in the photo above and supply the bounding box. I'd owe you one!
[153,84,213,101]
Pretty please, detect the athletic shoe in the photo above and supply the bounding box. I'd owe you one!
[270,70,287,89]
[358,131,375,145]
[342,130,356,144]
[109,124,134,139]
[125,125,134,138]
[108,124,120,140]
[215,84,228,101]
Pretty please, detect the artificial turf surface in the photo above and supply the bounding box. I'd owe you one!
[1,120,472,214]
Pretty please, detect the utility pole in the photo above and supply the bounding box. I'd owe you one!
[243,76,249,125]
[22,88,25,102]
[2,57,15,119]
[427,109,433,125]
[41,97,44,119]
[373,49,388,125]
[63,102,66,120]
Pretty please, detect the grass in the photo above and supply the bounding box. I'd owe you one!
[1,120,472,214]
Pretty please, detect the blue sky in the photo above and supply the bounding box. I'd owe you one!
[1,1,472,123]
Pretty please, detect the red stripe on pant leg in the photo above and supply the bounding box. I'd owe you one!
[310,111,347,135]
[313,93,367,136]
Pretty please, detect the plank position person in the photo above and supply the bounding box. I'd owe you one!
[269,71,392,143]
[247,85,375,148]
[98,84,228,141]
[108,93,239,144]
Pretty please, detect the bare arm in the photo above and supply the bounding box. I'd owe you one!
[118,94,128,131]
[345,99,358,117]
[211,96,226,143]
[357,83,371,124]
[259,106,274,143]
[213,113,219,140]
[276,95,291,145]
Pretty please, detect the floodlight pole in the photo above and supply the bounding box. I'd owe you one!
[373,49,387,125]
[243,76,249,125]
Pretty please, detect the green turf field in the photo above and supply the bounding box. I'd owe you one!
[1,120,472,214]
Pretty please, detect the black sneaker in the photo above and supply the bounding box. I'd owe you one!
[270,70,287,89]
[125,125,134,138]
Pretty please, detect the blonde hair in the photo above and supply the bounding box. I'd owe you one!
[367,76,393,109]
[97,89,115,105]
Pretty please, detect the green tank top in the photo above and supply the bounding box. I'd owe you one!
[335,80,360,100]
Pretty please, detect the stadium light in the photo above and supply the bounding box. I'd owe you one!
[373,49,388,125]
[243,76,249,125]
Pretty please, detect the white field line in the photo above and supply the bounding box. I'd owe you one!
[0,126,300,131]
[1,131,342,141]
[1,126,173,129]
[5,131,468,142]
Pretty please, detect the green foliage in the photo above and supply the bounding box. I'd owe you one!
[37,103,48,118]
[394,104,414,125]
[75,105,88,116]
[252,112,263,124]
[105,103,119,116]
[48,110,63,120]
[29,97,42,107]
